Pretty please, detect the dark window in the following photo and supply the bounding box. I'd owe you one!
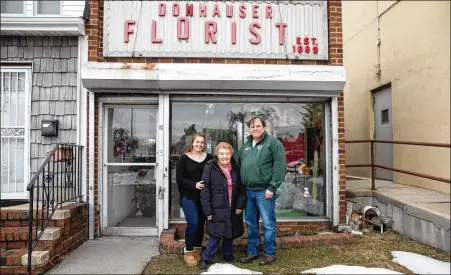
[37,0,60,15]
[170,102,327,220]
[1,1,23,14]
[381,109,389,124]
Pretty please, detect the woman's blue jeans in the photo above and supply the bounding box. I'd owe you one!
[245,190,277,257]
[181,197,206,251]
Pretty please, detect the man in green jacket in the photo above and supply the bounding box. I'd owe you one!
[234,116,287,265]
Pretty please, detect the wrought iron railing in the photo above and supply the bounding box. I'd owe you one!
[345,139,450,190]
[26,144,83,273]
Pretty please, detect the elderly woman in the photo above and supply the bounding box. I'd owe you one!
[198,142,247,269]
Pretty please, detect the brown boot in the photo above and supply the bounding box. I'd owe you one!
[259,256,276,266]
[184,251,197,266]
[240,254,259,264]
[193,247,202,263]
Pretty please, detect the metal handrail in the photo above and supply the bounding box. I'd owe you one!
[345,139,450,190]
[345,139,451,148]
[27,144,83,274]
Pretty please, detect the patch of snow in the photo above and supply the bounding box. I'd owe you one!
[301,265,402,274]
[201,263,262,274]
[392,251,450,274]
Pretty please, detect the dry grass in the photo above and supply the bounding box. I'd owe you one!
[143,231,450,274]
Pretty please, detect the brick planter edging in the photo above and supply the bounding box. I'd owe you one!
[159,229,354,255]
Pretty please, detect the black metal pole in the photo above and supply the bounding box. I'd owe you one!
[27,188,34,274]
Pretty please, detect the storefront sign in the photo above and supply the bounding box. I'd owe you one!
[103,1,328,60]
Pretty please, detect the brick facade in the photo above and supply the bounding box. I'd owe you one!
[160,227,353,255]
[84,0,346,236]
[0,203,88,274]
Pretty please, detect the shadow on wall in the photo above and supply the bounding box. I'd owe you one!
[0,200,28,208]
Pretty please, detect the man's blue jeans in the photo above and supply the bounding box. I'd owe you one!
[245,189,277,257]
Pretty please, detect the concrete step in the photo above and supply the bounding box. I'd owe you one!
[0,203,88,274]
[346,179,451,252]
[21,251,50,267]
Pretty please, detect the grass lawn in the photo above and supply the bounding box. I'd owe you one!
[143,231,450,274]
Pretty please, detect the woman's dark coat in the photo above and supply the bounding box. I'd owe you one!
[200,159,246,239]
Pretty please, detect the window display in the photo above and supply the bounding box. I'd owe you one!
[170,102,327,219]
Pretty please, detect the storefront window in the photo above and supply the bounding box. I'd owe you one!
[170,102,327,219]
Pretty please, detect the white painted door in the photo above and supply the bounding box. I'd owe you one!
[373,88,393,181]
[159,95,170,233]
[102,105,160,236]
[1,69,30,200]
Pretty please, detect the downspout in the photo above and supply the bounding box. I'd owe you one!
[375,0,400,75]
[79,36,91,237]
[81,0,94,240]
[375,16,381,76]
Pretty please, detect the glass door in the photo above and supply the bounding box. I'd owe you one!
[1,69,30,200]
[103,105,159,235]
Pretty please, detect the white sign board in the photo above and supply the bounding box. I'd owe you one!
[103,1,329,60]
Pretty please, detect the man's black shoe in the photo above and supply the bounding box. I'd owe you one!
[240,254,259,264]
[223,255,236,263]
[259,256,276,266]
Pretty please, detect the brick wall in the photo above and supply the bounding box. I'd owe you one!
[328,0,346,225]
[0,203,88,274]
[84,0,346,235]
[0,36,79,177]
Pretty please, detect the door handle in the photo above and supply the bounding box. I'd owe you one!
[158,187,164,199]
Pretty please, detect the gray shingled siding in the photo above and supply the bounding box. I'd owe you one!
[1,36,78,176]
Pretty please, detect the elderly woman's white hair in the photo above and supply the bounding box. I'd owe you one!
[215,142,234,156]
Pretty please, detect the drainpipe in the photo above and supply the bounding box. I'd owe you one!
[375,17,381,75]
[375,0,400,75]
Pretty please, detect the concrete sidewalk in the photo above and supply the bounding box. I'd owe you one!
[46,237,159,274]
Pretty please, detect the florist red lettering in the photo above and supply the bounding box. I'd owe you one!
[249,22,261,44]
[275,23,287,45]
[177,18,190,40]
[151,20,162,43]
[205,21,217,44]
[124,20,135,43]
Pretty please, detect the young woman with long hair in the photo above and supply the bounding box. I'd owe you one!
[176,132,213,266]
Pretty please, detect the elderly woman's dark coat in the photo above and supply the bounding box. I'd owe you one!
[200,159,246,239]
